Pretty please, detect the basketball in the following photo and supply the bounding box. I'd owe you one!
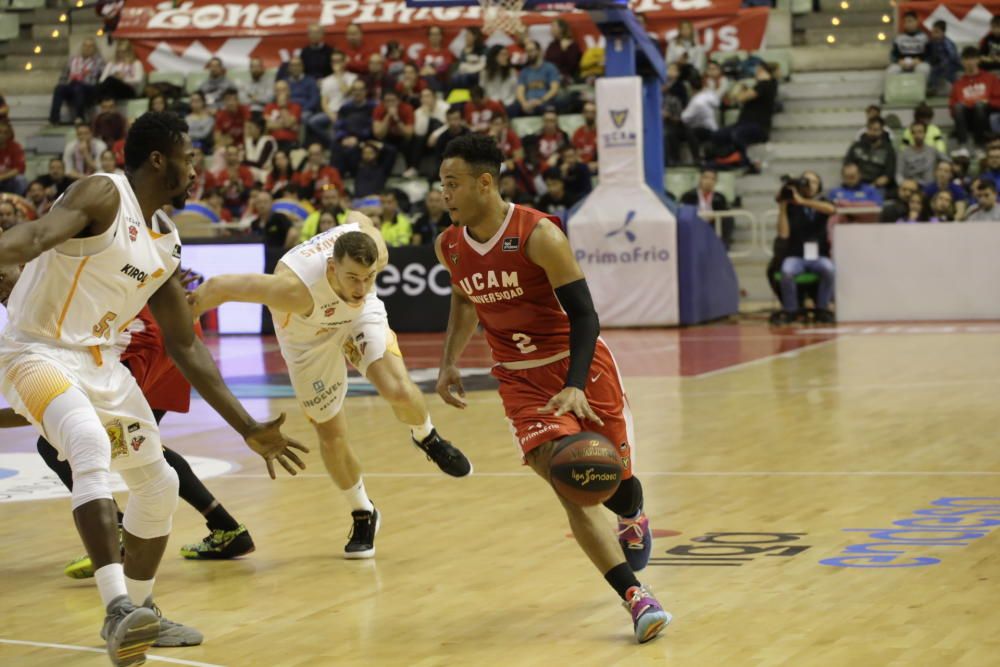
[548,432,624,506]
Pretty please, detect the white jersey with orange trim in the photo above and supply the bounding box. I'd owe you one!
[5,173,181,349]
[271,223,401,423]
[273,222,373,347]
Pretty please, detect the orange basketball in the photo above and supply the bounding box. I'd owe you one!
[549,432,623,506]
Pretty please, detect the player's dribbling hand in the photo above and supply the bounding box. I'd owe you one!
[539,387,604,426]
[436,365,467,409]
[244,413,310,479]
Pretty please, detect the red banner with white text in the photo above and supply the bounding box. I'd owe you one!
[115,0,768,72]
[898,2,998,44]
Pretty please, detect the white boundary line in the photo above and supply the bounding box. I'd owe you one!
[223,470,1000,479]
[0,638,225,667]
[690,338,839,379]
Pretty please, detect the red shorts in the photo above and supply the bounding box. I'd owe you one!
[491,341,634,479]
[120,320,200,414]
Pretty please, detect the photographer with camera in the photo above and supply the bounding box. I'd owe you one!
[773,171,837,324]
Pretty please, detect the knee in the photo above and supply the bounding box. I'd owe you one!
[122,460,179,539]
[379,378,416,406]
[71,468,113,510]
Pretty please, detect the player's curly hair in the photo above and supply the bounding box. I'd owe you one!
[442,133,503,184]
[124,111,189,173]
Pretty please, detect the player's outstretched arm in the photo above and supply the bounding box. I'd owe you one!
[434,234,480,409]
[188,267,312,318]
[151,269,309,479]
[525,219,603,425]
[0,176,118,267]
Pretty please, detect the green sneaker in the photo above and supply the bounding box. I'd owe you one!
[64,553,95,579]
[180,524,255,560]
[65,527,124,579]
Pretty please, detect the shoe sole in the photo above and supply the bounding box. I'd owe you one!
[109,608,159,667]
[637,612,672,644]
[153,629,205,648]
[179,543,256,560]
[64,561,95,579]
[344,511,381,560]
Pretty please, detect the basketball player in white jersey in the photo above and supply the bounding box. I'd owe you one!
[0,112,306,667]
[189,214,471,559]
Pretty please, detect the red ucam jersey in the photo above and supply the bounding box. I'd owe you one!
[441,204,570,365]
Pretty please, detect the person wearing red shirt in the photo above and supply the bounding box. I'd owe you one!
[434,134,668,645]
[507,34,529,69]
[489,114,533,194]
[418,25,455,89]
[263,80,303,151]
[950,46,1000,146]
[212,144,256,217]
[395,63,428,108]
[572,100,598,173]
[464,85,506,133]
[188,144,214,202]
[0,120,27,196]
[373,88,416,173]
[264,149,295,196]
[342,24,372,75]
[214,89,250,150]
[526,107,569,171]
[293,142,344,202]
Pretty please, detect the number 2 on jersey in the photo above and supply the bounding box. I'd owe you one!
[92,311,118,340]
[512,332,537,354]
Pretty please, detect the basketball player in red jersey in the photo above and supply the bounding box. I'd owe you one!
[433,134,670,643]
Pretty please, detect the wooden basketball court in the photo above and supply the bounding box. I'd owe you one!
[2,322,999,666]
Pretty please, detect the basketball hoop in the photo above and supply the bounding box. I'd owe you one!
[478,0,526,35]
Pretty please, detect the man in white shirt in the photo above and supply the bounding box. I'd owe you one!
[239,57,274,114]
[63,123,108,181]
[964,179,1000,221]
[308,50,358,150]
[679,75,719,164]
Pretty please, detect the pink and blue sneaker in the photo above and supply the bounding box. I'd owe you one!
[618,510,652,571]
[623,585,671,644]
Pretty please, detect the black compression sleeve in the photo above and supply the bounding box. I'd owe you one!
[554,278,600,390]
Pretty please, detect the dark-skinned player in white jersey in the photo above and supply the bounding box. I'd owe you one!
[433,134,670,643]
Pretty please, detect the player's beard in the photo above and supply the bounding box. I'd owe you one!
[166,164,190,210]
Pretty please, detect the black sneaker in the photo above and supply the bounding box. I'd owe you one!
[180,523,255,560]
[815,308,836,324]
[345,507,380,560]
[413,429,473,477]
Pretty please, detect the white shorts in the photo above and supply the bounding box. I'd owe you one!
[277,298,402,424]
[0,328,163,472]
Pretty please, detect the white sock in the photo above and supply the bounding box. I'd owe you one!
[125,575,155,607]
[343,478,374,513]
[410,415,434,442]
[94,563,129,608]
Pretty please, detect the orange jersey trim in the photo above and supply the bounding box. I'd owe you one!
[55,256,91,339]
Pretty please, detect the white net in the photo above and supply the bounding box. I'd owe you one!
[478,0,527,35]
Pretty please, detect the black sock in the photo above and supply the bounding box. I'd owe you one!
[604,563,641,600]
[161,446,232,524]
[603,476,643,518]
[204,504,240,532]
